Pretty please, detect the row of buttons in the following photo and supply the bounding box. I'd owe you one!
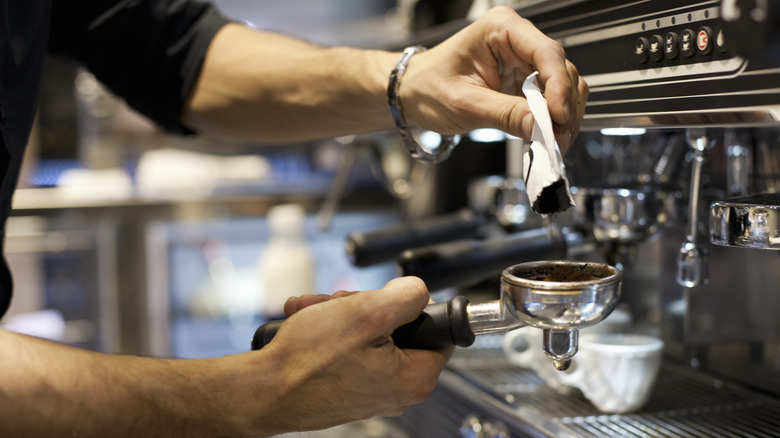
[635,26,726,63]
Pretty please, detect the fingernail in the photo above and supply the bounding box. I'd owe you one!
[562,102,572,125]
[563,130,573,148]
[522,113,534,137]
[284,296,299,315]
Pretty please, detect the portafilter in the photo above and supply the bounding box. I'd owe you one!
[251,260,622,371]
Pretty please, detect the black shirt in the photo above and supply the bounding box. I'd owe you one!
[0,1,229,317]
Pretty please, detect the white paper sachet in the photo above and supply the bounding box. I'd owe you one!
[521,71,575,215]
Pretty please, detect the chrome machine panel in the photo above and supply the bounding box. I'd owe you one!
[391,1,780,437]
[518,0,780,130]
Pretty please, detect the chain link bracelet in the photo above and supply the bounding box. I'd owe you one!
[387,46,460,163]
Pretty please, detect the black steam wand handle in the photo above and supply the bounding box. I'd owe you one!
[251,296,475,351]
[345,209,481,267]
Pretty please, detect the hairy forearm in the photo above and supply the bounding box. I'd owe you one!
[182,23,399,143]
[0,329,281,437]
[0,278,450,437]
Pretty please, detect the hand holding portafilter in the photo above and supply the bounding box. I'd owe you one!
[251,261,622,371]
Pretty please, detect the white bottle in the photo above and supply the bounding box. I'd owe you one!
[258,204,315,318]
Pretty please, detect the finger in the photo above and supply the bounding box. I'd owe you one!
[554,59,588,152]
[332,290,358,299]
[484,8,573,126]
[576,72,590,127]
[283,296,299,317]
[378,405,410,418]
[283,294,331,316]
[540,63,575,128]
[553,125,571,156]
[558,72,589,153]
[530,43,574,127]
[351,276,431,338]
[393,347,453,403]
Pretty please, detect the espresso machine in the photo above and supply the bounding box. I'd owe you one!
[342,1,780,436]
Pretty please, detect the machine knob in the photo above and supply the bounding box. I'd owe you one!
[664,32,680,59]
[649,34,665,61]
[635,37,650,63]
[697,26,714,55]
[680,29,697,57]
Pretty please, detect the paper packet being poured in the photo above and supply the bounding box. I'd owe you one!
[521,71,575,215]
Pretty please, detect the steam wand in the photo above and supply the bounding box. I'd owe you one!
[677,128,714,287]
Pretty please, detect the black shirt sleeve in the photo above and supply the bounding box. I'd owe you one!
[48,0,230,134]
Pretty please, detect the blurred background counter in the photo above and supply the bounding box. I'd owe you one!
[7,182,402,358]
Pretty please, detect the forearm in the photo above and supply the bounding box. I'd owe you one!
[182,23,399,143]
[0,329,280,437]
[0,277,450,437]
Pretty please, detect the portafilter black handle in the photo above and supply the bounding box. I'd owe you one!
[251,296,475,350]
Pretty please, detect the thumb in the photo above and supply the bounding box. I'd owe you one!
[356,276,430,337]
[466,88,535,140]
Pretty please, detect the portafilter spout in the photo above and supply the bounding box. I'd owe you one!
[251,261,622,371]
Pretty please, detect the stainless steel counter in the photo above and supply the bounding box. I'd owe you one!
[391,335,780,437]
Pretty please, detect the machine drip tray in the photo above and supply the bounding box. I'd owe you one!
[392,336,780,437]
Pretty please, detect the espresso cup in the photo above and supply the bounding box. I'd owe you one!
[502,308,632,395]
[558,333,663,413]
[503,326,574,394]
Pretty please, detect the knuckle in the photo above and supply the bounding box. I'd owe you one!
[567,60,580,77]
[411,379,438,403]
[399,371,439,405]
[505,103,528,134]
[485,5,516,21]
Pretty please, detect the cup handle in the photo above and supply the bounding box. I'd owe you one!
[502,327,540,367]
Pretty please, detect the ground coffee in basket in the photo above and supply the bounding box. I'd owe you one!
[521,264,612,282]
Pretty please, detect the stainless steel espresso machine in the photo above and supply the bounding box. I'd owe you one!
[351,1,780,436]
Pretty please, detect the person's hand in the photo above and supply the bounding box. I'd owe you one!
[401,6,588,153]
[248,276,453,433]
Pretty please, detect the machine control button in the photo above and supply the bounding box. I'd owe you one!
[681,29,696,57]
[664,32,680,59]
[716,28,728,53]
[635,36,650,63]
[697,26,713,55]
[649,34,664,61]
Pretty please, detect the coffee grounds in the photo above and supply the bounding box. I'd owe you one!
[544,265,600,282]
[531,178,573,214]
[519,264,612,282]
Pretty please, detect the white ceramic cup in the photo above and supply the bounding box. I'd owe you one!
[503,326,575,394]
[502,308,632,395]
[558,333,664,413]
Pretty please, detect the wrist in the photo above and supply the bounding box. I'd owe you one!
[121,354,286,437]
[387,46,460,163]
[205,350,293,437]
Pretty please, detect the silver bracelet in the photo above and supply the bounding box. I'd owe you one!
[387,46,459,163]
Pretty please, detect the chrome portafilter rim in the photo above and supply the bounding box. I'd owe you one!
[502,260,622,290]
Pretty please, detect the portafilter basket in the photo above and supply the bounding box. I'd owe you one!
[497,261,623,369]
[252,261,622,371]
